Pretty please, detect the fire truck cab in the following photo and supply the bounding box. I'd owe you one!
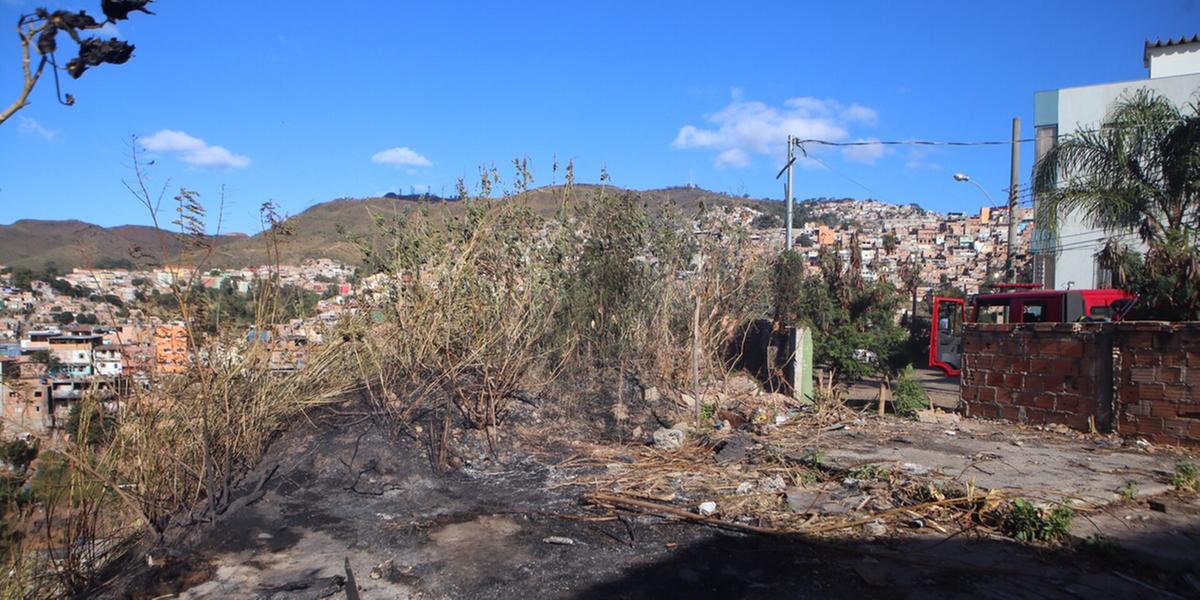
[929,287,1135,377]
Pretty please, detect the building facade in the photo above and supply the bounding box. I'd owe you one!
[154,324,189,374]
[1033,36,1200,290]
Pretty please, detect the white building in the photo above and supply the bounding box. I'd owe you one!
[1032,35,1200,290]
[93,346,123,376]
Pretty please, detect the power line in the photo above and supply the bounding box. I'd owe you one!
[792,120,1191,150]
[795,138,1032,148]
[1031,230,1142,255]
[804,154,880,198]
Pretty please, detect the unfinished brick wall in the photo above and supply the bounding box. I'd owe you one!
[1113,322,1200,445]
[961,321,1200,447]
[961,323,1112,432]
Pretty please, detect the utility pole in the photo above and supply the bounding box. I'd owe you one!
[785,134,794,252]
[1007,117,1020,283]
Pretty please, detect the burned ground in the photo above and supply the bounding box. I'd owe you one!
[94,389,1199,599]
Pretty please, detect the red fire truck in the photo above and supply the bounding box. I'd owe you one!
[928,285,1135,377]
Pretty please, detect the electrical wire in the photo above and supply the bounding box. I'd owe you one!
[792,120,1190,150]
[1030,231,1143,255]
[804,154,880,198]
[795,138,1032,148]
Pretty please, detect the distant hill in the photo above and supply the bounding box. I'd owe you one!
[0,219,246,271]
[0,185,853,270]
[209,185,788,267]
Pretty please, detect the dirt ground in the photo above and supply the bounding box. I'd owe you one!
[94,387,1199,600]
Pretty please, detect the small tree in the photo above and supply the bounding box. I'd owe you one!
[772,250,807,324]
[882,233,898,255]
[892,365,928,417]
[751,212,783,230]
[0,440,38,473]
[773,249,906,387]
[899,258,921,332]
[30,348,63,374]
[67,400,116,445]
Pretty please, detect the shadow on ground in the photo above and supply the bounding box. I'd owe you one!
[95,396,1197,600]
[573,526,1199,600]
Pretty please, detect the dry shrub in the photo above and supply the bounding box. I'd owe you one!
[352,172,566,448]
[355,165,771,437]
[2,176,360,596]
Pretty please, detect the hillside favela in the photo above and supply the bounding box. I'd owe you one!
[1,2,1198,599]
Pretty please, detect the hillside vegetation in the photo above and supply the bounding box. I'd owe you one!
[0,186,865,270]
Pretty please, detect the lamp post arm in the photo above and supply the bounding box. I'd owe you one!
[968,180,994,205]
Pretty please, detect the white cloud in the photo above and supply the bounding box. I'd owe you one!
[715,148,750,168]
[672,92,880,168]
[904,147,943,171]
[140,130,250,169]
[841,138,887,164]
[840,104,879,125]
[371,147,432,168]
[16,116,58,141]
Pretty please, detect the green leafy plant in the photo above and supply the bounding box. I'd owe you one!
[849,463,890,481]
[892,364,928,418]
[0,440,38,474]
[792,469,818,485]
[799,449,828,468]
[772,249,907,388]
[1117,481,1138,501]
[1080,534,1122,560]
[1172,460,1198,492]
[1005,499,1075,543]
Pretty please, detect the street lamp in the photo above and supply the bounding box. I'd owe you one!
[955,172,1019,284]
[953,172,994,205]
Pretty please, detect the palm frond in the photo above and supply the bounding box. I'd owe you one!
[1032,88,1196,248]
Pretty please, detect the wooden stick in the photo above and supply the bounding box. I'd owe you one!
[586,492,783,535]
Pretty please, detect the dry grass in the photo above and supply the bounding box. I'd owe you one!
[1,160,366,597]
[560,414,1064,545]
[2,161,775,596]
[350,166,771,454]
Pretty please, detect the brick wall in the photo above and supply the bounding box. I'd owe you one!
[961,321,1200,447]
[961,323,1113,432]
[1112,322,1200,446]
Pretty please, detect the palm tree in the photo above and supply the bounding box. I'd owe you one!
[899,258,922,333]
[1033,88,1200,250]
[1033,88,1200,319]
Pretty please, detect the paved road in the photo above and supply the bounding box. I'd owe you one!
[845,367,960,411]
[914,367,960,410]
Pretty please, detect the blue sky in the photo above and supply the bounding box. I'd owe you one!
[1,0,1196,233]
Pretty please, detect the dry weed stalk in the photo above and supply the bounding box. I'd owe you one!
[351,164,772,451]
[2,153,359,596]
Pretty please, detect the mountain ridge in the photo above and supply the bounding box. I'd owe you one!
[0,185,903,270]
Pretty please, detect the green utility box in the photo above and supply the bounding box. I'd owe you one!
[788,326,813,403]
